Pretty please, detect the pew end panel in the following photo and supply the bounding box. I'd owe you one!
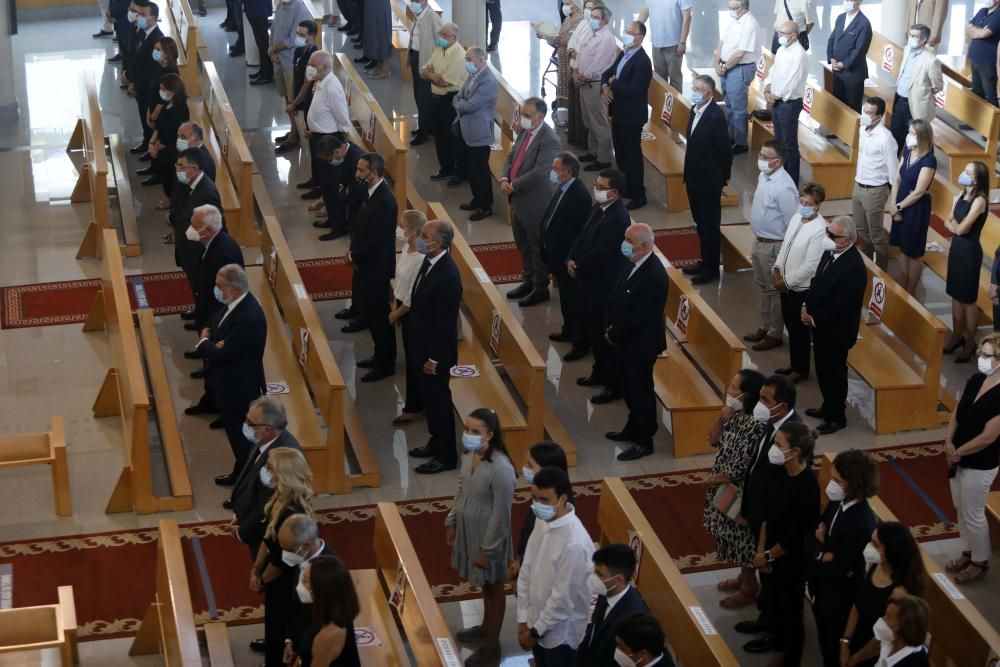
[0,585,78,666]
[653,342,722,458]
[0,416,73,517]
[68,73,111,259]
[987,491,1000,550]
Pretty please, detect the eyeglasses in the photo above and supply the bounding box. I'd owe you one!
[826,230,847,240]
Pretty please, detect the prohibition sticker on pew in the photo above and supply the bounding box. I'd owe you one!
[389,563,406,611]
[627,530,643,568]
[688,606,719,635]
[267,247,278,288]
[473,267,491,283]
[756,54,766,79]
[867,275,886,321]
[450,364,480,377]
[266,381,290,394]
[934,85,947,109]
[435,637,462,667]
[366,113,377,145]
[881,45,895,73]
[354,626,382,647]
[674,295,690,335]
[299,328,310,370]
[293,283,308,301]
[133,281,149,309]
[931,572,965,600]
[489,309,502,356]
[511,104,521,135]
[661,91,673,124]
[802,87,814,114]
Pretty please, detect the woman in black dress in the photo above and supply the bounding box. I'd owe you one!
[144,73,189,200]
[510,441,567,579]
[137,37,179,190]
[943,331,1000,584]
[872,595,931,666]
[839,522,926,667]
[298,555,362,667]
[887,119,936,297]
[944,160,990,362]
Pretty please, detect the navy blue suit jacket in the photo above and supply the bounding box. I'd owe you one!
[827,11,873,80]
[602,47,653,127]
[197,293,267,413]
[194,231,245,328]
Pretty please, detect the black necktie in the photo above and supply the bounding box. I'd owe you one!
[411,256,432,298]
[816,251,833,277]
[541,187,566,234]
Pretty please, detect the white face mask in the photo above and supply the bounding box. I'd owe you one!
[594,188,610,203]
[613,648,638,667]
[752,400,773,423]
[777,35,789,47]
[396,226,407,240]
[767,444,788,465]
[176,138,190,152]
[859,113,875,128]
[520,116,534,131]
[872,617,894,643]
[825,480,846,502]
[725,394,743,410]
[185,226,201,242]
[978,355,999,376]
[907,36,920,49]
[821,236,838,252]
[305,65,318,81]
[282,548,306,567]
[296,580,313,603]
[757,158,773,172]
[863,542,881,565]
[562,4,573,15]
[259,466,275,488]
[843,0,854,11]
[905,133,918,148]
[586,572,612,596]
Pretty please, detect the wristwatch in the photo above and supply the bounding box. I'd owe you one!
[896,203,903,212]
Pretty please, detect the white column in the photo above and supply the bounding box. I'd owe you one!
[0,0,19,121]
[880,0,908,46]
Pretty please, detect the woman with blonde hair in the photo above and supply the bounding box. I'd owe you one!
[888,118,936,296]
[390,210,429,426]
[249,447,316,667]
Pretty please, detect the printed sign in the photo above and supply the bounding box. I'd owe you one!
[756,54,767,79]
[133,282,149,309]
[389,563,406,611]
[674,295,690,334]
[511,104,521,136]
[366,112,377,145]
[802,86,814,114]
[489,309,502,356]
[450,364,480,377]
[267,247,278,288]
[627,530,643,569]
[355,627,381,647]
[867,275,886,320]
[661,91,674,124]
[882,45,895,73]
[934,85,947,109]
[473,267,491,283]
[293,283,308,301]
[298,328,310,370]
[931,572,965,600]
[266,381,289,395]
[689,606,719,635]
[345,78,354,107]
[435,638,462,667]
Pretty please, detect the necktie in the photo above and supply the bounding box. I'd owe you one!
[541,188,565,234]
[508,131,533,181]
[411,256,432,298]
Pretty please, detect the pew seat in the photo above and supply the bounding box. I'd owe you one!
[107,134,141,257]
[203,622,234,667]
[188,104,240,235]
[0,417,71,517]
[719,224,754,273]
[351,569,410,666]
[653,340,723,458]
[0,586,77,667]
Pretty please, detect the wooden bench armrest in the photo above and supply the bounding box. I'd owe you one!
[204,622,235,667]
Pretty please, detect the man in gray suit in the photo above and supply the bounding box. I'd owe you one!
[453,46,499,221]
[501,97,562,307]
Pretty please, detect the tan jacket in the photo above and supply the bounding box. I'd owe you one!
[908,0,948,45]
[899,46,944,121]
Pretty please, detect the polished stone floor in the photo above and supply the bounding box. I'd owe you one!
[0,1,997,664]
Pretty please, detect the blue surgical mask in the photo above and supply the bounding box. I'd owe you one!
[522,466,535,483]
[136,15,149,29]
[589,19,601,31]
[907,36,920,49]
[213,285,227,304]
[415,237,430,254]
[462,432,484,451]
[259,467,275,488]
[152,49,162,62]
[622,34,635,48]
[242,422,257,442]
[410,1,422,12]
[436,36,449,48]
[959,172,974,187]
[464,62,477,74]
[176,170,189,184]
[620,240,634,259]
[531,501,557,521]
[549,169,561,185]
[691,91,704,106]
[295,35,307,48]
[799,206,815,218]
[330,158,344,166]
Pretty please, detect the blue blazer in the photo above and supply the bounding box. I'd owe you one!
[827,11,873,80]
[602,47,653,127]
[453,67,499,147]
[197,294,267,413]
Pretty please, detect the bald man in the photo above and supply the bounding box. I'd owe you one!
[604,223,668,461]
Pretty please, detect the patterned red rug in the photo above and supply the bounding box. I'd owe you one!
[0,229,700,329]
[0,442,988,641]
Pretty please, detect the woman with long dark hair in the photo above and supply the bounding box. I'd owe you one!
[298,555,361,666]
[446,408,516,667]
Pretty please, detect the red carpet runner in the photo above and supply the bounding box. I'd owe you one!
[0,229,703,329]
[0,442,988,641]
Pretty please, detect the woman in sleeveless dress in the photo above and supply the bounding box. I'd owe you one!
[296,555,361,667]
[887,119,936,296]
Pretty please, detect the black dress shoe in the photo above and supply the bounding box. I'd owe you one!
[313,219,332,228]
[185,403,214,415]
[136,166,154,176]
[342,320,368,333]
[408,445,434,458]
[681,263,703,275]
[506,283,532,299]
[180,310,196,321]
[518,291,550,307]
[93,29,113,38]
[549,330,572,342]
[141,175,162,186]
[690,272,719,285]
[578,153,598,162]
[107,54,123,63]
[190,368,206,379]
[804,408,824,419]
[591,390,622,404]
[130,143,147,154]
[209,417,224,430]
[415,460,457,474]
[576,374,603,387]
[357,356,377,369]
[335,306,356,320]
[297,180,316,189]
[430,170,454,181]
[409,134,427,146]
[197,7,207,16]
[249,638,265,653]
[250,75,274,86]
[364,60,378,70]
[222,499,234,510]
[605,430,634,442]
[774,367,795,375]
[274,140,301,154]
[817,420,846,435]
[229,46,245,57]
[361,367,394,382]
[354,56,372,64]
[138,152,152,162]
[626,198,648,211]
[301,188,322,200]
[184,321,198,331]
[617,445,653,461]
[562,346,588,362]
[319,230,348,241]
[469,209,493,221]
[743,635,774,653]
[459,202,478,211]
[735,620,766,634]
[446,177,468,188]
[214,474,236,486]
[583,161,611,172]
[183,350,203,360]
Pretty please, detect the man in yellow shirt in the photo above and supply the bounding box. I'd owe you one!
[421,22,469,181]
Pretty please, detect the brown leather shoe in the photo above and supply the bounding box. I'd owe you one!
[743,328,766,342]
[752,336,783,351]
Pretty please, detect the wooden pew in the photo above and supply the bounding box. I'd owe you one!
[158,0,201,96]
[597,477,740,666]
[132,519,235,665]
[487,65,524,225]
[847,256,951,434]
[655,263,745,457]
[0,417,71,517]
[372,503,461,666]
[0,586,77,666]
[719,223,754,273]
[84,229,192,514]
[257,206,380,493]
[644,73,739,212]
[427,202,577,468]
[818,455,1000,667]
[330,53,409,218]
[200,61,258,246]
[938,54,972,88]
[750,50,859,200]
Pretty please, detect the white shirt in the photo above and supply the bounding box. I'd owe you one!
[773,215,828,290]
[411,6,423,48]
[647,0,694,49]
[306,74,352,134]
[516,506,595,649]
[294,539,328,590]
[604,584,631,615]
[842,8,859,30]
[772,0,816,32]
[367,178,384,198]
[855,124,899,186]
[568,18,595,68]
[828,498,858,535]
[720,11,760,65]
[751,167,799,240]
[763,41,809,101]
[393,246,424,305]
[878,644,927,667]
[188,171,205,191]
[690,100,710,133]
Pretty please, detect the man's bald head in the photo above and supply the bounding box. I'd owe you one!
[624,223,655,262]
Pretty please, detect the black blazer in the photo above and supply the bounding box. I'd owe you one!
[153,100,190,150]
[349,180,398,282]
[196,293,267,412]
[171,175,223,269]
[540,177,592,265]
[804,247,867,350]
[407,252,462,368]
[605,255,668,357]
[567,200,630,296]
[577,587,652,667]
[231,430,303,550]
[814,498,877,588]
[194,231,245,327]
[131,25,164,89]
[123,24,144,80]
[601,47,653,127]
[143,63,177,109]
[827,11,873,80]
[684,101,732,191]
[741,411,801,527]
[196,144,217,183]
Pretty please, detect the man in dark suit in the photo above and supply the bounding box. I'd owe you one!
[683,75,732,286]
[171,148,223,293]
[316,135,366,240]
[127,0,163,154]
[279,514,336,667]
[541,152,593,362]
[186,204,243,333]
[567,168,630,405]
[577,544,649,667]
[613,614,677,667]
[604,223,668,461]
[826,0,873,112]
[802,216,867,435]
[194,264,267,484]
[348,153,398,382]
[176,122,217,182]
[106,0,134,62]
[602,21,653,211]
[406,221,463,474]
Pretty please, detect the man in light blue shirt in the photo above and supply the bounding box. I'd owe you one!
[638,0,693,89]
[746,139,798,351]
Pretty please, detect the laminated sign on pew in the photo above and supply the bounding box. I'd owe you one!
[867,275,886,323]
[661,91,673,124]
[674,294,690,335]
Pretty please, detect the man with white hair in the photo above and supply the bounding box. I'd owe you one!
[188,204,244,332]
[603,223,668,461]
[801,215,865,435]
[299,49,352,200]
[190,264,268,484]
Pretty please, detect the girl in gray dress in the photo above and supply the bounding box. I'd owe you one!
[446,408,516,667]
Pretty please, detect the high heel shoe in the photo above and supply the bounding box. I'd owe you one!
[944,336,966,354]
[956,344,977,363]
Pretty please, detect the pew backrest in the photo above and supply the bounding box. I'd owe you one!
[490,65,524,154]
